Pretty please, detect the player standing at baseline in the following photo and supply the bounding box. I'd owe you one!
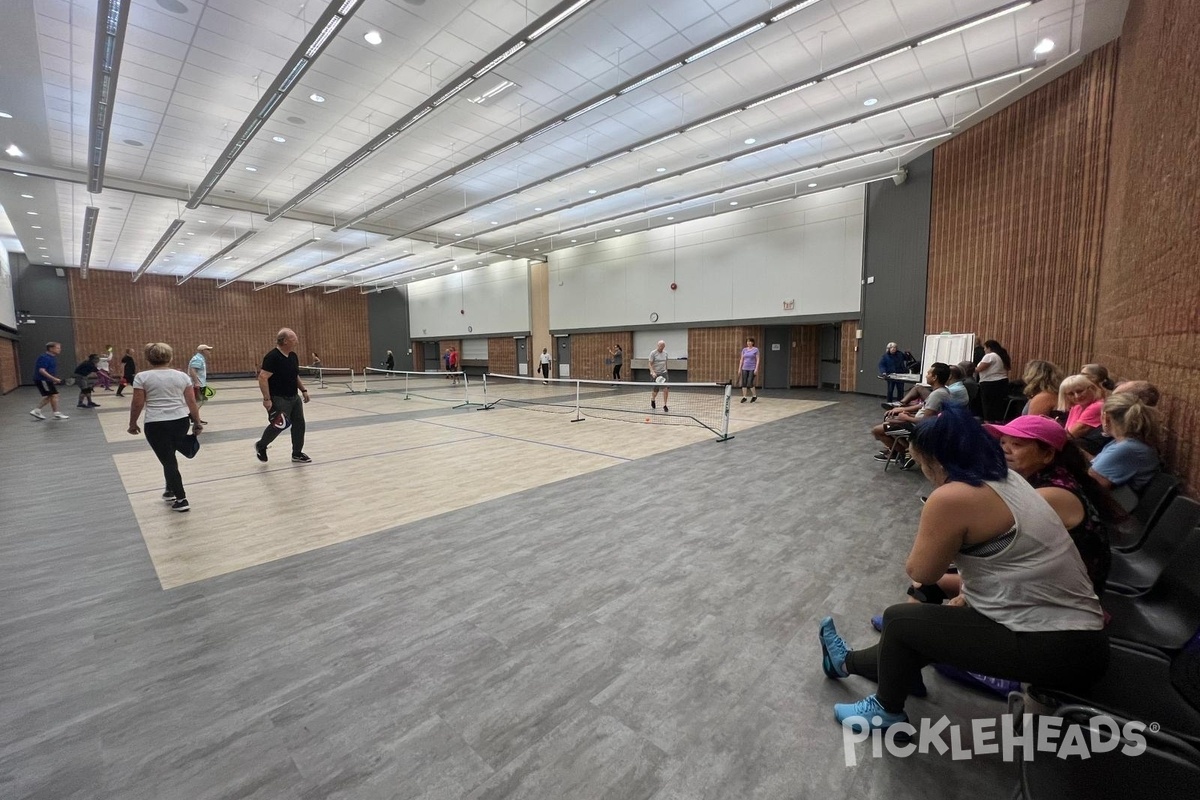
[648,340,669,413]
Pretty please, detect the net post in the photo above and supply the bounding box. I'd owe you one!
[478,373,494,410]
[403,372,410,400]
[570,378,584,422]
[717,383,734,442]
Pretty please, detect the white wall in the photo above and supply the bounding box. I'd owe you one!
[0,249,16,331]
[549,186,864,329]
[408,259,530,338]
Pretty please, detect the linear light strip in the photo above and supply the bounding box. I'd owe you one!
[79,206,100,278]
[387,1,1037,243]
[301,251,418,289]
[187,0,363,209]
[217,237,319,287]
[255,246,370,291]
[87,0,131,193]
[268,0,603,223]
[131,218,184,282]
[918,0,1033,45]
[360,258,455,290]
[177,230,258,285]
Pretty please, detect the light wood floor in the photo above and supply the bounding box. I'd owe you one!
[94,380,831,589]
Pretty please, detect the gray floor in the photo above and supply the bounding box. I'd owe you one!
[1,387,1016,799]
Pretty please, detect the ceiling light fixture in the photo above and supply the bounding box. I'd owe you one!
[218,237,320,286]
[245,166,258,171]
[528,0,596,40]
[310,93,325,103]
[186,0,364,208]
[26,211,37,215]
[272,135,287,143]
[769,0,823,23]
[258,245,369,291]
[364,30,382,45]
[0,111,12,118]
[1033,37,1055,55]
[684,22,765,63]
[744,138,756,144]
[79,206,100,278]
[178,230,258,285]
[20,193,33,199]
[86,0,131,192]
[6,144,24,157]
[132,219,185,282]
[918,1,1035,46]
[808,182,818,187]
[13,172,28,176]
[863,97,878,106]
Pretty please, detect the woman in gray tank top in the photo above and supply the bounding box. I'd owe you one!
[817,405,1108,734]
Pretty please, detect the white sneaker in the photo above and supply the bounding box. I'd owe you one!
[53,412,70,419]
[30,408,46,420]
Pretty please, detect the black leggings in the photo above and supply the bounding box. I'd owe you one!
[844,603,1109,713]
[612,364,621,380]
[144,417,191,499]
[978,379,1010,421]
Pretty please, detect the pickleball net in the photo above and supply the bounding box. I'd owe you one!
[482,373,732,440]
[361,367,473,406]
[298,366,357,392]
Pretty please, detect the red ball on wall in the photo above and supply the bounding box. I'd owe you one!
[670,282,677,290]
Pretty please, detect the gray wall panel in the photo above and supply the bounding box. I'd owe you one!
[856,152,934,394]
[368,287,411,371]
[13,257,76,384]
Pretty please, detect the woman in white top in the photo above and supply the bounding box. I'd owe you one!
[974,339,1012,422]
[818,404,1107,733]
[128,342,203,513]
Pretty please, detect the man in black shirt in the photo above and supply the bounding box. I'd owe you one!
[115,348,137,397]
[254,328,311,463]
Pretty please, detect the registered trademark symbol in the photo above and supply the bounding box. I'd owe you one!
[1149,722,1161,733]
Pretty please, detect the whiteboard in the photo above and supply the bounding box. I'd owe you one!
[921,333,975,372]
[461,338,489,359]
[634,329,687,359]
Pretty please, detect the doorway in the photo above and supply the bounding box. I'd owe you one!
[762,326,790,389]
[554,335,571,378]
[819,325,842,390]
[515,337,528,375]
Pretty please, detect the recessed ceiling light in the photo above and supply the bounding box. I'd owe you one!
[197,219,206,223]
[123,138,144,147]
[744,138,756,144]
[570,239,576,243]
[186,232,194,235]
[35,237,44,240]
[808,182,818,188]
[272,135,287,143]
[729,201,738,206]
[224,255,235,260]
[490,221,498,225]
[5,144,23,157]
[13,172,28,177]
[452,264,458,270]
[26,211,37,215]
[30,225,40,229]
[1033,38,1055,55]
[656,167,666,173]
[309,93,325,103]
[666,216,674,220]
[533,248,539,251]
[38,246,47,250]
[587,189,597,194]
[20,193,33,199]
[863,97,878,106]
[364,30,382,45]
[0,111,12,119]
[614,228,621,232]
[534,207,542,211]
[477,261,483,265]
[245,166,257,171]
[287,115,306,125]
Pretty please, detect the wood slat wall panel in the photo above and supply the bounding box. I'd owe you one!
[927,43,1117,378]
[840,320,859,392]
[0,339,19,393]
[567,332,633,381]
[790,326,820,387]
[67,272,370,374]
[688,327,763,384]
[1095,0,1200,494]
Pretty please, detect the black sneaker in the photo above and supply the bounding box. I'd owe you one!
[171,499,190,512]
[291,452,312,463]
[162,491,175,503]
[750,396,756,403]
[651,400,656,409]
[741,397,748,403]
[873,452,891,462]
[899,455,917,471]
[662,406,669,413]
[255,442,268,462]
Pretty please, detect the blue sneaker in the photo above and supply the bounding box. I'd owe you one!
[834,694,909,733]
[870,614,884,632]
[819,616,850,678]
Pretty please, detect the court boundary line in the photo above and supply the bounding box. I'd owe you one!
[411,415,639,462]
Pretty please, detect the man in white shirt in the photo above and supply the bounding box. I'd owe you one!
[648,340,670,413]
[188,344,213,424]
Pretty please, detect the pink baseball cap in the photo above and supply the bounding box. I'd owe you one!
[984,415,1068,452]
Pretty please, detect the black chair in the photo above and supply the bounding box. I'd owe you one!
[883,426,912,472]
[1017,705,1200,797]
[1102,528,1200,651]
[1114,472,1181,551]
[1108,497,1200,595]
[1028,638,1200,739]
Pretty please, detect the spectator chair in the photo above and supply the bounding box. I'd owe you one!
[1016,705,1200,798]
[882,426,912,472]
[1102,526,1200,652]
[1107,496,1200,595]
[1113,472,1181,551]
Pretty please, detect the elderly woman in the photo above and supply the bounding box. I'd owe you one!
[1020,359,1063,417]
[974,339,1012,422]
[1081,363,1116,391]
[128,342,203,513]
[1058,373,1106,441]
[1089,392,1161,496]
[820,405,1107,732]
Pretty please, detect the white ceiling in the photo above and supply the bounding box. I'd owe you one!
[0,0,1125,290]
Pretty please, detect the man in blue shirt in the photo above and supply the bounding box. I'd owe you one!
[188,344,213,423]
[30,341,68,420]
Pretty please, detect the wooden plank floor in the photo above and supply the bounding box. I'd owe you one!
[92,380,831,588]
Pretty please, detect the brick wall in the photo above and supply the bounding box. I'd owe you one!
[487,337,516,375]
[1094,0,1200,494]
[0,338,19,393]
[840,320,859,392]
[790,326,819,387]
[564,332,632,381]
[437,339,462,371]
[67,271,370,374]
[927,43,1117,375]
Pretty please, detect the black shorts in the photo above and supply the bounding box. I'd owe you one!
[36,380,58,397]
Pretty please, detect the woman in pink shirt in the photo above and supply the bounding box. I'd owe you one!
[1058,374,1105,439]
